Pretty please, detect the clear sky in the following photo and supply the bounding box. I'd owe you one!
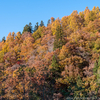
[0,0,100,40]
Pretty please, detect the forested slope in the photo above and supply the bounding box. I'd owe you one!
[0,6,100,99]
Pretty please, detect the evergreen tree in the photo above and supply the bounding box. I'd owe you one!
[93,57,100,97]
[29,22,33,33]
[40,20,44,27]
[2,36,6,42]
[53,25,65,50]
[93,57,100,75]
[51,55,59,72]
[22,22,33,34]
[77,75,82,88]
[93,57,100,84]
[47,19,50,26]
[97,67,100,84]
[33,22,39,32]
[51,54,60,77]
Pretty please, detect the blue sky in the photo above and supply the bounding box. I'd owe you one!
[0,0,100,40]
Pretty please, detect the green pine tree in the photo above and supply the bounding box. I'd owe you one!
[93,56,100,75]
[33,22,39,32]
[2,36,6,42]
[40,20,44,27]
[47,19,50,26]
[50,55,61,78]
[51,55,59,72]
[53,25,65,51]
[77,75,82,88]
[22,22,33,34]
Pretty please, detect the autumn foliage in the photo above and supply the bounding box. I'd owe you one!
[0,6,100,99]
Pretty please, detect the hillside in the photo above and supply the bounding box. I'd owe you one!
[0,6,100,99]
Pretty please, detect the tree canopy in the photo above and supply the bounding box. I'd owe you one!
[0,6,100,99]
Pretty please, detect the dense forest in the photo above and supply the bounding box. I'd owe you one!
[0,6,100,99]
